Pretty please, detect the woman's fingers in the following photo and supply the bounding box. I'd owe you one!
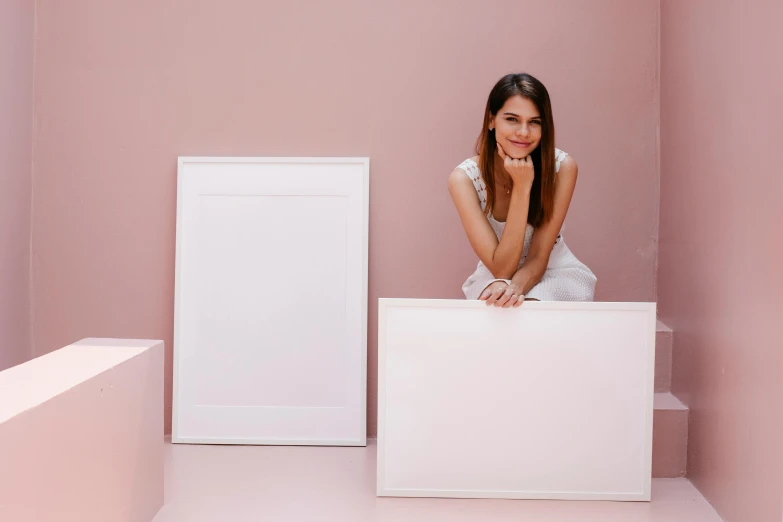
[495,287,514,307]
[478,282,527,307]
[486,284,506,306]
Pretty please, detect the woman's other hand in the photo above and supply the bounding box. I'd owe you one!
[479,280,525,307]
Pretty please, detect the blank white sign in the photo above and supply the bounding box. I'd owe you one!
[173,157,368,446]
[377,299,656,501]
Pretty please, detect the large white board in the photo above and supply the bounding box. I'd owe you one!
[377,299,656,500]
[173,157,368,446]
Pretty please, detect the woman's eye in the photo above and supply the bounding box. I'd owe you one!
[506,118,517,122]
[531,120,541,125]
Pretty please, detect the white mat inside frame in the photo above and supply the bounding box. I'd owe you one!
[377,298,656,501]
[173,157,369,446]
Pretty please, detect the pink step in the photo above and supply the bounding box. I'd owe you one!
[653,392,689,478]
[0,338,165,522]
[655,320,673,392]
[653,321,689,478]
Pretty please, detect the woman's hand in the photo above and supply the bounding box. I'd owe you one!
[497,143,534,190]
[479,280,525,307]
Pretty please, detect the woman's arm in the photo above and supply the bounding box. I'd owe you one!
[448,165,532,280]
[511,155,579,294]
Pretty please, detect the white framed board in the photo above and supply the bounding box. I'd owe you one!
[377,298,656,501]
[172,157,368,446]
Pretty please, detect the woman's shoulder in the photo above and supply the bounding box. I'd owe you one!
[449,156,484,198]
[455,155,480,171]
[453,156,482,180]
[554,148,575,173]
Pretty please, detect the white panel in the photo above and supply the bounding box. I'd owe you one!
[173,157,368,446]
[377,299,656,501]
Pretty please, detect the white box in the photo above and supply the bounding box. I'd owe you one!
[0,338,164,521]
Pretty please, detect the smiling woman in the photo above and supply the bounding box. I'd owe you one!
[447,73,597,306]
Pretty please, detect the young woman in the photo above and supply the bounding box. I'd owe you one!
[448,73,596,307]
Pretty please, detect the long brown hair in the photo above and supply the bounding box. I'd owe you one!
[476,73,556,228]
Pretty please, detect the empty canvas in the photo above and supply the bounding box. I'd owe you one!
[377,299,656,501]
[173,157,368,446]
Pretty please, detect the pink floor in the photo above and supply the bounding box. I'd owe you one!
[153,439,723,522]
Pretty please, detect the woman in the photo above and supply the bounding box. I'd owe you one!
[448,73,596,307]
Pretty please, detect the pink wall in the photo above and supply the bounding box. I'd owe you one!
[30,0,660,434]
[659,1,783,521]
[0,0,34,372]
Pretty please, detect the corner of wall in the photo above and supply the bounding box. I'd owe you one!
[652,0,662,309]
[27,0,39,362]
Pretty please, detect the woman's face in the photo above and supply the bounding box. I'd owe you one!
[490,95,542,159]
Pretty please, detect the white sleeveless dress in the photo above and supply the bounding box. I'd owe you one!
[458,148,597,301]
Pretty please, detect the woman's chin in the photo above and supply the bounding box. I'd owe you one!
[513,145,540,159]
[503,142,534,158]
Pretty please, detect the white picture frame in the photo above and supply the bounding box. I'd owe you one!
[172,157,369,446]
[377,298,656,501]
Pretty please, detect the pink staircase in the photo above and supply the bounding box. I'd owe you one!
[652,321,688,477]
